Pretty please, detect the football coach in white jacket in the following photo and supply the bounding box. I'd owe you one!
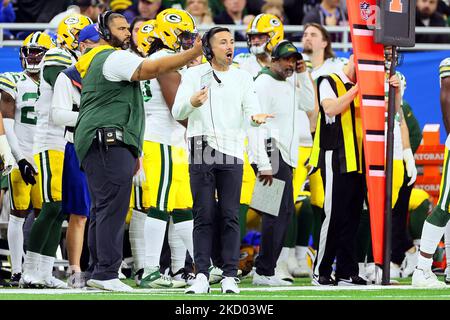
[248,40,316,286]
[172,26,272,294]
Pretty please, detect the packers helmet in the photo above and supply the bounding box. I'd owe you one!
[136,19,158,57]
[246,14,284,55]
[57,13,93,51]
[20,32,56,73]
[155,8,198,52]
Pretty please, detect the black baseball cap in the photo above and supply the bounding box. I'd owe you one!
[271,40,303,60]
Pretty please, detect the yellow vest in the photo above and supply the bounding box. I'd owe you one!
[309,73,363,174]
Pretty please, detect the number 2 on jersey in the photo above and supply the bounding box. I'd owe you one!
[21,92,38,125]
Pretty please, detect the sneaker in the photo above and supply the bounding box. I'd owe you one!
[67,272,86,289]
[291,258,313,278]
[134,268,144,286]
[182,271,196,286]
[445,267,450,284]
[275,261,294,283]
[311,274,335,286]
[19,273,43,289]
[185,273,210,294]
[170,268,189,288]
[252,272,292,286]
[9,273,21,287]
[42,276,69,289]
[401,247,419,278]
[221,277,240,294]
[336,275,368,286]
[365,263,376,282]
[390,262,402,278]
[87,278,134,292]
[118,261,128,280]
[412,268,446,288]
[139,268,173,288]
[208,266,223,284]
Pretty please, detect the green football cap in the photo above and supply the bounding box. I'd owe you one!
[271,40,303,60]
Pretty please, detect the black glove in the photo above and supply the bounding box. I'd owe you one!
[18,159,37,185]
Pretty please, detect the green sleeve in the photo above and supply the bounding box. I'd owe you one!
[0,175,8,191]
[402,101,422,154]
[43,65,66,89]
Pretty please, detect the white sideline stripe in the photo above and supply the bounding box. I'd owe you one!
[1,285,449,295]
[369,170,385,177]
[358,64,385,72]
[362,99,386,107]
[366,135,385,142]
[353,29,374,36]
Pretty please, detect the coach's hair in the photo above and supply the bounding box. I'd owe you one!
[304,22,335,60]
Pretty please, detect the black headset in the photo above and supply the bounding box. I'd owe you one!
[201,27,230,62]
[98,10,114,41]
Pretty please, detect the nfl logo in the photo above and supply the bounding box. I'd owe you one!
[360,1,371,20]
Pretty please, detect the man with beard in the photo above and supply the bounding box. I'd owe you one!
[416,0,450,43]
[249,40,315,286]
[74,11,203,292]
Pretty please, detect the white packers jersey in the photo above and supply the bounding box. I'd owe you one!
[440,58,450,85]
[385,71,407,160]
[233,53,265,78]
[298,111,312,147]
[34,47,76,154]
[0,72,21,97]
[145,49,186,148]
[303,54,348,81]
[13,72,40,161]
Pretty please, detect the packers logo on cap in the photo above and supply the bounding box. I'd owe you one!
[165,13,182,23]
[65,17,80,25]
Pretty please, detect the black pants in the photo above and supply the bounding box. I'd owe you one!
[253,152,295,276]
[391,166,414,265]
[82,142,136,281]
[314,150,365,279]
[189,149,243,278]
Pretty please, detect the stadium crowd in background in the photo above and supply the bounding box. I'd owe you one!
[1,0,450,43]
[0,0,449,294]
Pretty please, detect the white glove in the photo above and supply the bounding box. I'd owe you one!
[0,135,14,175]
[133,157,146,187]
[403,148,417,186]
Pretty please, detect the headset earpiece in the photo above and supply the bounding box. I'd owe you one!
[98,10,113,41]
[201,30,213,61]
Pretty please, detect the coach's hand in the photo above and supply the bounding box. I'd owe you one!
[251,113,274,125]
[190,87,208,107]
[18,159,37,185]
[258,169,273,186]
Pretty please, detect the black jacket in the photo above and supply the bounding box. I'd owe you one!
[415,11,450,43]
[214,11,247,42]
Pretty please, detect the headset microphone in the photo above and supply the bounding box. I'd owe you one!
[213,71,222,84]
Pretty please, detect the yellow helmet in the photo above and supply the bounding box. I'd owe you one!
[57,13,93,51]
[246,14,284,54]
[136,20,158,57]
[155,8,198,52]
[21,32,56,73]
